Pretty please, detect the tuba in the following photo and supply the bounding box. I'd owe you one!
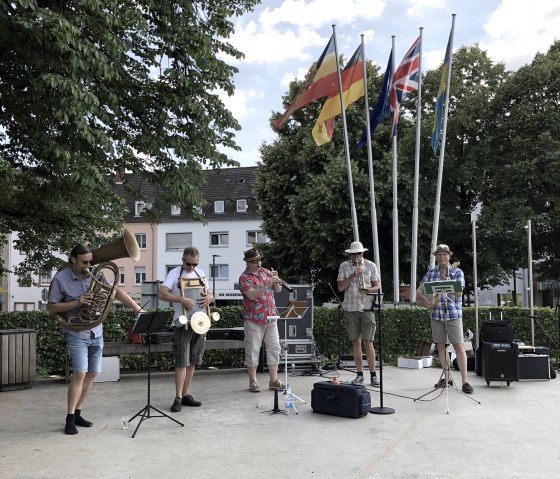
[177,277,219,335]
[50,229,141,331]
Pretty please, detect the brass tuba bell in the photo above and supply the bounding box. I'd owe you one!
[50,228,141,331]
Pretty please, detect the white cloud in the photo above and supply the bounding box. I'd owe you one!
[481,0,560,70]
[219,88,264,121]
[406,0,445,17]
[231,0,386,65]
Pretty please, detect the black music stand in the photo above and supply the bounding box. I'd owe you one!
[369,291,395,415]
[128,311,184,438]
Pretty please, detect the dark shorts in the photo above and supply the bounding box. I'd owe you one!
[343,311,376,341]
[173,326,206,367]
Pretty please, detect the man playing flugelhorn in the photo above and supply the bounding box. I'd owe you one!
[238,248,285,393]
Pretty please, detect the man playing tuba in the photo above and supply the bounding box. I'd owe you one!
[48,243,142,435]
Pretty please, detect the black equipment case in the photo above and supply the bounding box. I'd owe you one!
[311,381,371,418]
[145,331,174,344]
[480,320,514,342]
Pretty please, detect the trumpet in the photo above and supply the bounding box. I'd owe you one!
[356,259,369,294]
[260,267,294,292]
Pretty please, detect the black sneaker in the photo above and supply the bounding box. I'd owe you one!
[182,394,202,407]
[171,396,182,412]
[462,382,474,394]
[434,378,453,388]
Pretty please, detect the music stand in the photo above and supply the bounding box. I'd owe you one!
[128,311,184,437]
[368,291,395,415]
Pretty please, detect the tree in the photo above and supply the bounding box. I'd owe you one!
[0,0,259,277]
[481,41,560,280]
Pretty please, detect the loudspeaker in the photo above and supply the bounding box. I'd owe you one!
[481,341,519,385]
[274,284,313,341]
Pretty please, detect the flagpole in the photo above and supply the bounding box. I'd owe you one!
[472,217,479,349]
[333,24,359,242]
[390,35,399,303]
[430,14,456,268]
[409,28,423,303]
[361,34,381,284]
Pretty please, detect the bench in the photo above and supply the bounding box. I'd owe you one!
[65,333,245,382]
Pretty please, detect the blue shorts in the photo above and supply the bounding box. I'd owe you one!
[65,333,104,373]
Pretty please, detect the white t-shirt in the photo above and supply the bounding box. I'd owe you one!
[161,265,208,326]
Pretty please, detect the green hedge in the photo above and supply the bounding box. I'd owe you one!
[1,306,557,377]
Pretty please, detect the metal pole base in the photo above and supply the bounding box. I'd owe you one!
[370,406,395,415]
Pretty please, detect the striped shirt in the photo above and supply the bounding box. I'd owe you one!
[420,266,464,321]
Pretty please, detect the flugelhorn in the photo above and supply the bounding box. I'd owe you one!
[356,259,368,294]
[260,267,293,292]
[49,228,140,331]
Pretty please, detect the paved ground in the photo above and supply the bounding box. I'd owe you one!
[1,364,559,479]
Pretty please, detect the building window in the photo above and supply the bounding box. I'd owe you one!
[237,199,247,212]
[134,267,146,285]
[214,200,224,213]
[14,302,35,311]
[119,267,125,285]
[38,302,48,311]
[38,271,53,286]
[166,265,181,275]
[209,264,229,280]
[247,230,269,245]
[171,204,181,215]
[210,232,229,247]
[166,232,192,251]
[193,205,203,215]
[17,273,32,287]
[135,201,151,217]
[135,233,147,249]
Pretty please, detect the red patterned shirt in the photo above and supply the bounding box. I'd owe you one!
[239,269,277,325]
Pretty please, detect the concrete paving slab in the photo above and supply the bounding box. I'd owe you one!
[0,365,559,479]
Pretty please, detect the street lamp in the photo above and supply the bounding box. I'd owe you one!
[212,255,221,299]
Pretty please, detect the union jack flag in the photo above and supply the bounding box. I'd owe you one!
[390,37,421,136]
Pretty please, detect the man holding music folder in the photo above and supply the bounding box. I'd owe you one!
[158,246,214,412]
[416,244,474,394]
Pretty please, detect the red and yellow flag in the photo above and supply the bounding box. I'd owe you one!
[312,44,364,146]
[273,35,338,129]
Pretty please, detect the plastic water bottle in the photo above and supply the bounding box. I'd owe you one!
[285,384,296,414]
[121,416,129,430]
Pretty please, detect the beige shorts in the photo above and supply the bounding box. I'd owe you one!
[343,310,376,341]
[431,318,464,345]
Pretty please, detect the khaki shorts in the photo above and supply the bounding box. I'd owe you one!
[431,318,464,345]
[343,310,376,341]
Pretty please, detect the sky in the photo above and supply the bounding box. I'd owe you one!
[218,0,560,167]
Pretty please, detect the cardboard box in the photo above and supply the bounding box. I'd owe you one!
[419,356,433,368]
[417,341,435,357]
[398,357,423,369]
[94,356,120,382]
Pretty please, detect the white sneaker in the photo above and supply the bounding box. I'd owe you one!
[351,375,364,385]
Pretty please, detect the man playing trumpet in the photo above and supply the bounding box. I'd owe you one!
[337,241,381,387]
[238,248,285,393]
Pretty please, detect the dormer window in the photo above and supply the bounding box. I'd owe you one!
[214,200,225,214]
[135,201,151,217]
[171,204,181,215]
[237,199,247,213]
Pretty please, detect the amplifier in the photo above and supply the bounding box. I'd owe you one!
[481,341,519,385]
[518,354,550,380]
[274,284,313,341]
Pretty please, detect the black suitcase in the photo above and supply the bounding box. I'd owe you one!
[311,381,371,418]
[480,320,513,342]
[481,342,519,385]
[205,327,244,341]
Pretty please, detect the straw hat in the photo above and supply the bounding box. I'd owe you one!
[345,241,368,254]
[243,248,262,262]
[432,244,453,256]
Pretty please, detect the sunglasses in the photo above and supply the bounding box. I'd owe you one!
[183,259,198,267]
[81,260,93,264]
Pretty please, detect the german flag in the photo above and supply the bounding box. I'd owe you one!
[312,44,364,146]
[273,35,338,129]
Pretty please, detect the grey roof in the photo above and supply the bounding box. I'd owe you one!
[114,166,260,223]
